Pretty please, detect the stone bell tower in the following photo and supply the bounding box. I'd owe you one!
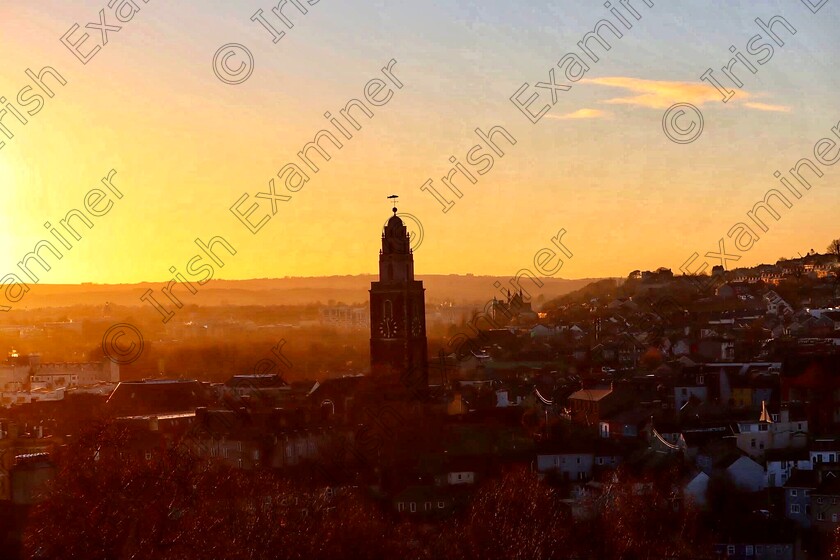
[369,200,428,394]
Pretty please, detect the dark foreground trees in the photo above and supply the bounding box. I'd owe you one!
[23,424,705,560]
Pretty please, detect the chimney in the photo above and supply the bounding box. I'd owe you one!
[780,404,790,424]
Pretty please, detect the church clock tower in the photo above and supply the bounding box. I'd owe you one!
[369,201,428,394]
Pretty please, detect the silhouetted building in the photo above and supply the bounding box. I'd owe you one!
[369,205,428,394]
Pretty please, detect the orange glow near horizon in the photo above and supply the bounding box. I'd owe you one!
[1,0,838,290]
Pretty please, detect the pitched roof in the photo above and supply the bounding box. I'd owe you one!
[225,374,288,389]
[783,469,820,489]
[569,388,612,402]
[814,474,840,495]
[106,379,209,416]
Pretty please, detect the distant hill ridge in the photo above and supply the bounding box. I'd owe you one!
[13,275,602,309]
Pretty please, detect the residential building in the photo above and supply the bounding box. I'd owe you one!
[783,469,819,528]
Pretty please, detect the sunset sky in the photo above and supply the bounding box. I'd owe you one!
[1,0,838,286]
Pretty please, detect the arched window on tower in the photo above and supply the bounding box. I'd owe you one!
[383,300,392,319]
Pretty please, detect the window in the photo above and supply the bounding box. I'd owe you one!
[791,489,798,497]
[727,545,735,555]
[145,451,152,461]
[410,502,416,513]
[818,512,826,521]
[834,498,838,505]
[425,502,432,511]
[437,501,445,509]
[818,497,824,504]
[745,545,754,555]
[576,457,581,464]
[697,375,704,385]
[398,502,404,512]
[752,439,756,449]
[834,513,839,523]
[383,300,393,319]
[804,490,809,497]
[790,504,800,514]
[759,424,768,432]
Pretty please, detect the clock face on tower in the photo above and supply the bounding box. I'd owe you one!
[411,314,422,336]
[379,317,396,338]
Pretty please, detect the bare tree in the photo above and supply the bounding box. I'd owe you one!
[828,238,840,257]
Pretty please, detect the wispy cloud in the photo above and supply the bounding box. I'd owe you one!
[545,108,610,120]
[743,102,791,112]
[580,77,791,114]
[581,77,729,109]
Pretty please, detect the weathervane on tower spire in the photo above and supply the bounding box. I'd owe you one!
[387,194,399,214]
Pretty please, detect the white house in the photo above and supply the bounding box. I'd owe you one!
[536,451,594,482]
[764,291,793,316]
[810,439,840,466]
[734,402,808,459]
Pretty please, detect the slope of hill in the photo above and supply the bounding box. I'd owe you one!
[9,276,601,309]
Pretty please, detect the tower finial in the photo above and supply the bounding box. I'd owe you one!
[387,194,399,214]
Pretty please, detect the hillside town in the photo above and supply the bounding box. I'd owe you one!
[3,228,840,558]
